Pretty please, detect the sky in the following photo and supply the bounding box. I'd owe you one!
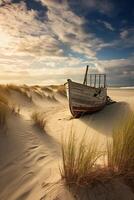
[0,0,134,86]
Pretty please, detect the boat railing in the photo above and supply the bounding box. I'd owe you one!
[83,65,106,88]
[88,74,106,88]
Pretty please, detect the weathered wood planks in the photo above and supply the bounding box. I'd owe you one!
[66,79,107,117]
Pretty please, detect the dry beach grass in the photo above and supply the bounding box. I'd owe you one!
[0,92,9,129]
[60,131,102,186]
[6,84,32,102]
[0,85,133,200]
[61,113,134,191]
[31,111,46,131]
[107,113,134,190]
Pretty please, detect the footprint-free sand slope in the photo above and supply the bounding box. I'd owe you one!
[0,86,134,200]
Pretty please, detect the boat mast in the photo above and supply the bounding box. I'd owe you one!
[104,74,106,88]
[83,65,89,85]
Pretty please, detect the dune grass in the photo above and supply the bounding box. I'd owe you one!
[10,104,20,115]
[6,84,32,102]
[56,85,66,97]
[60,131,103,186]
[47,94,58,102]
[32,86,46,99]
[0,104,8,128]
[61,113,134,188]
[41,86,53,93]
[31,112,46,131]
[49,85,59,90]
[0,88,20,117]
[0,93,8,106]
[107,113,134,181]
[0,85,10,94]
[0,92,9,129]
[6,84,21,93]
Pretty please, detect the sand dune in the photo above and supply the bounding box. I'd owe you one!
[0,85,134,200]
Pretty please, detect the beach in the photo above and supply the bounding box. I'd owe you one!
[0,85,134,200]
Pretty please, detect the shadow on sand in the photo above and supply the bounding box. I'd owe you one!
[80,102,132,136]
[43,178,134,200]
[32,125,61,157]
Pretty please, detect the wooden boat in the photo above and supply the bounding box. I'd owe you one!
[66,65,108,118]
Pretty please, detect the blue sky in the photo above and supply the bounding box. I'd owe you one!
[0,0,133,86]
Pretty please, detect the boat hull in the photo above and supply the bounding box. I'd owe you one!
[66,79,107,118]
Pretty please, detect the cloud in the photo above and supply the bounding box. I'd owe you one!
[0,0,133,86]
[80,0,113,15]
[99,28,134,50]
[0,0,11,6]
[120,28,134,47]
[120,30,128,39]
[97,58,134,71]
[98,20,114,31]
[95,58,134,86]
[0,53,89,84]
[0,0,104,84]
[41,0,104,57]
[0,0,108,58]
[0,48,133,86]
[0,1,64,57]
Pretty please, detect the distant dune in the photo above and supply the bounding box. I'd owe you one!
[0,85,134,200]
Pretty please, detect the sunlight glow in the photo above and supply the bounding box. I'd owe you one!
[0,29,12,47]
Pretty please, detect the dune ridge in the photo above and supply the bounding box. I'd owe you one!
[0,85,134,200]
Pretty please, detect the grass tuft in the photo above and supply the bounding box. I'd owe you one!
[56,85,66,97]
[0,92,9,129]
[41,86,53,93]
[60,131,102,186]
[31,112,45,131]
[61,113,134,189]
[0,92,8,106]
[107,113,134,175]
[7,84,32,102]
[10,104,20,115]
[0,104,8,128]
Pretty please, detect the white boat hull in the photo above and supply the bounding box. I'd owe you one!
[66,79,107,117]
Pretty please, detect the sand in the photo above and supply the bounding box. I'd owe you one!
[0,86,134,200]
